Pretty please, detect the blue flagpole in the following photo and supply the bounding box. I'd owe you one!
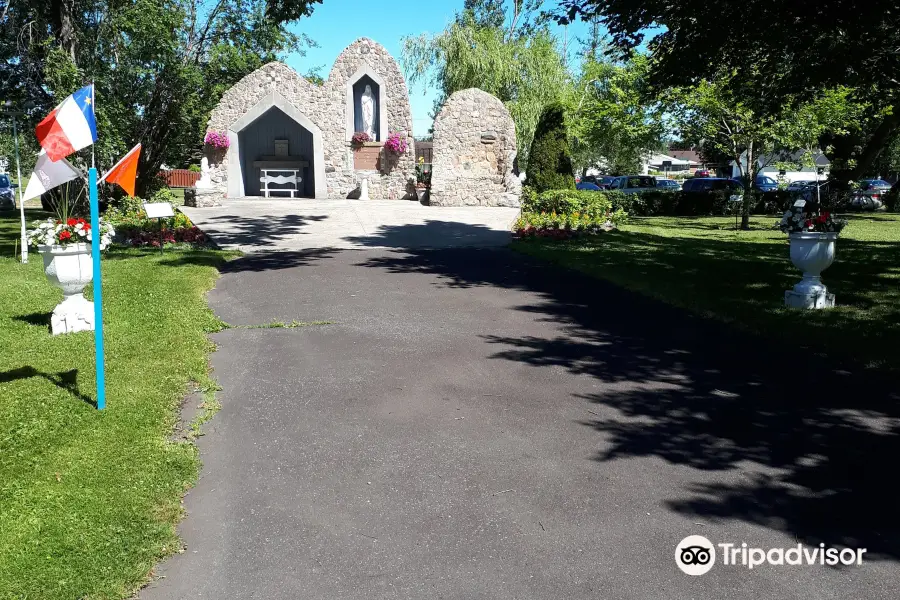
[89,167,106,410]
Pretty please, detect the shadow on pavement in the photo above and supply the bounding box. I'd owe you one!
[194,212,329,249]
[341,220,511,249]
[355,241,900,562]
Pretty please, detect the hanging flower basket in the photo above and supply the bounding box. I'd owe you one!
[384,132,408,154]
[204,131,230,150]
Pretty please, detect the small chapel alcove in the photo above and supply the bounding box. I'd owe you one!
[238,106,315,197]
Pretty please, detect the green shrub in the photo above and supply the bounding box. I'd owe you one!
[525,189,613,219]
[526,103,575,193]
[886,188,900,212]
[188,164,201,173]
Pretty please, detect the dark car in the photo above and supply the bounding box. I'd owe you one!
[608,175,658,194]
[859,179,891,193]
[733,175,778,192]
[0,174,17,211]
[576,181,602,191]
[656,178,681,190]
[682,177,743,193]
[849,179,889,211]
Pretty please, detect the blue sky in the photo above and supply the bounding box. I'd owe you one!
[286,1,591,137]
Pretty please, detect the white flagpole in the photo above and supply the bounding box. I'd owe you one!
[12,114,27,263]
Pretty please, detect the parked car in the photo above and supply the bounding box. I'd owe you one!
[0,174,17,211]
[608,175,658,194]
[595,175,618,190]
[787,180,817,193]
[732,175,778,192]
[682,178,743,193]
[849,180,888,211]
[694,169,711,178]
[858,179,892,193]
[656,178,681,190]
[576,181,602,191]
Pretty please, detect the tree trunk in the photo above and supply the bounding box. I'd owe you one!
[849,110,900,180]
[49,0,78,61]
[741,141,754,230]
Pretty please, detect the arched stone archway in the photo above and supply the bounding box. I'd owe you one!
[226,90,326,198]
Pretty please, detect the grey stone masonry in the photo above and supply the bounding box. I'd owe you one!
[429,88,521,207]
[205,38,415,200]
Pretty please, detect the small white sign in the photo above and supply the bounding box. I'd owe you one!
[143,202,175,218]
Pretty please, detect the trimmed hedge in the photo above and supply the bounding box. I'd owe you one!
[525,187,794,218]
[526,103,576,193]
[522,188,614,219]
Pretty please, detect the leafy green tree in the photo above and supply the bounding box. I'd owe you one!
[567,53,665,175]
[402,1,569,165]
[556,0,900,183]
[527,102,575,192]
[667,78,864,228]
[0,0,321,195]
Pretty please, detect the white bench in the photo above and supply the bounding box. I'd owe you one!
[260,169,302,198]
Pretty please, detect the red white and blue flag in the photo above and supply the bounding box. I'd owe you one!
[35,84,98,162]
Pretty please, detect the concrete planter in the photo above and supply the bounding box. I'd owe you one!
[785,231,839,309]
[38,243,95,334]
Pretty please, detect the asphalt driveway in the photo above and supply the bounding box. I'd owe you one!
[141,243,899,599]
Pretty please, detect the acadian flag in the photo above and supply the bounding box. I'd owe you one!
[35,84,98,162]
[22,150,82,201]
[100,144,141,197]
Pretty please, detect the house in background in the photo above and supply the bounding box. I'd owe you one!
[731,150,830,183]
[644,152,698,175]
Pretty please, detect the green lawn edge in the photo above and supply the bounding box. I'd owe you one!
[512,214,900,373]
[0,210,236,598]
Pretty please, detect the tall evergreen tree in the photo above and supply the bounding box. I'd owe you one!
[527,102,575,192]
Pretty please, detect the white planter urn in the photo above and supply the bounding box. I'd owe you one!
[784,232,838,309]
[38,243,96,335]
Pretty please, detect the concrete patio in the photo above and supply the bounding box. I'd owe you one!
[181,198,520,251]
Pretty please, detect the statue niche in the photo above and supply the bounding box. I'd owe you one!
[353,76,380,141]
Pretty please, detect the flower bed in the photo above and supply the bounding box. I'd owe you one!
[514,210,616,239]
[104,190,208,248]
[516,187,627,239]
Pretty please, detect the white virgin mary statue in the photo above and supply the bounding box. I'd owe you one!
[360,84,376,140]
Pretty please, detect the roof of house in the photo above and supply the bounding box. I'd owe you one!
[668,150,703,164]
[647,152,696,166]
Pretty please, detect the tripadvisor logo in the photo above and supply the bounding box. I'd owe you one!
[675,535,868,575]
[676,535,716,576]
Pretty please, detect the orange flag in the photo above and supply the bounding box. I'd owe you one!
[100,143,141,196]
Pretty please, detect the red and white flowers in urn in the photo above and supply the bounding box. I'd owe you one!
[27,217,115,250]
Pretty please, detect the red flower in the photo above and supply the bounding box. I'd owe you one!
[66,218,77,226]
[59,230,72,241]
[83,222,91,231]
[805,220,812,229]
[816,214,827,224]
[822,211,830,219]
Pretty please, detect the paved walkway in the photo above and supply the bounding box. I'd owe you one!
[141,244,898,599]
[181,199,520,251]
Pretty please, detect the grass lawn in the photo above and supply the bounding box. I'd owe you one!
[0,210,231,598]
[513,213,900,372]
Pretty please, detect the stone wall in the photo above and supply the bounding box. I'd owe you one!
[204,39,415,200]
[429,88,521,207]
[323,39,416,200]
